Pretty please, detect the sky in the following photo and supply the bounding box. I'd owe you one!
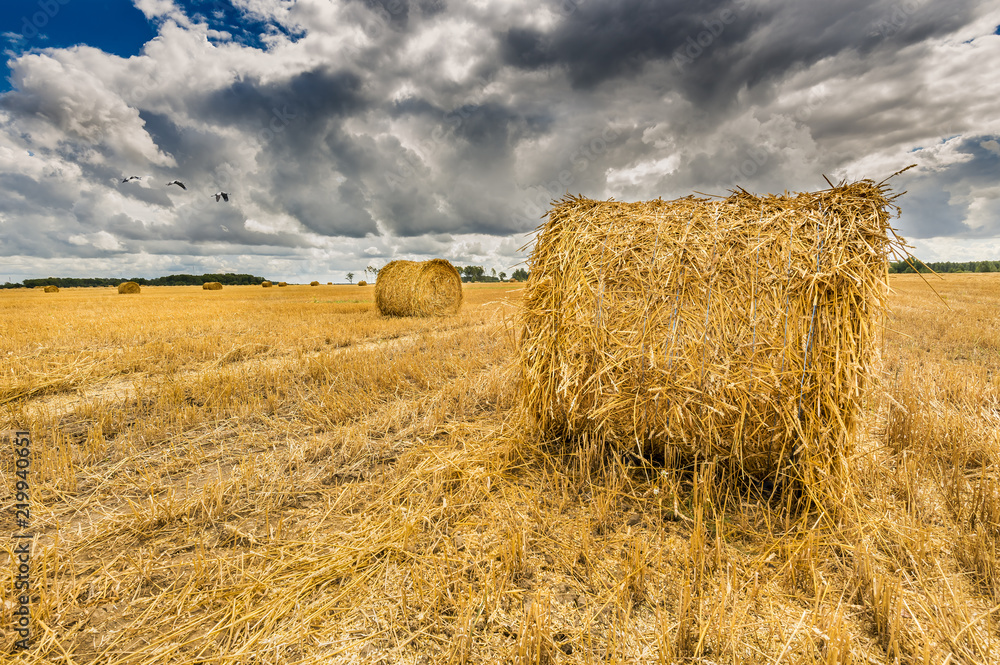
[0,0,998,283]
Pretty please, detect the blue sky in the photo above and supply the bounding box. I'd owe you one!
[0,1,998,282]
[1,1,155,91]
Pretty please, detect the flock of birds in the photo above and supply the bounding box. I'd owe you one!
[120,175,229,202]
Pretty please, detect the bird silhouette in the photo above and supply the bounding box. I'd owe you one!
[214,192,230,202]
[166,180,187,190]
[121,175,143,183]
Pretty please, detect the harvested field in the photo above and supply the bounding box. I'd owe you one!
[1,277,999,663]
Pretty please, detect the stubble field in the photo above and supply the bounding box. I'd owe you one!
[1,275,999,663]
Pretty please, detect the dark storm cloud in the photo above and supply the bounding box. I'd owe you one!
[201,68,366,130]
[500,0,980,101]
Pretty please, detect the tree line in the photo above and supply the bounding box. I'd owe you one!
[1,273,268,289]
[888,259,1000,274]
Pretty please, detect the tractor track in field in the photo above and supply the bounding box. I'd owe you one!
[10,320,493,420]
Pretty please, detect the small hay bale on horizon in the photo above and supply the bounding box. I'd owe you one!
[118,281,140,294]
[518,180,906,488]
[327,282,332,285]
[262,281,273,288]
[357,280,368,287]
[203,282,223,290]
[43,285,59,293]
[310,281,320,286]
[375,259,463,317]
[278,282,288,287]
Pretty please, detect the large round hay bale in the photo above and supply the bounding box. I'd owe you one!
[310,281,320,286]
[118,281,140,294]
[327,282,332,285]
[43,285,59,293]
[519,184,903,484]
[357,280,368,287]
[278,282,288,287]
[203,282,223,290]
[375,259,462,317]
[262,281,273,288]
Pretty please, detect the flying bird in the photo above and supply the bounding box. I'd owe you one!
[214,192,230,202]
[121,175,143,183]
[166,180,187,190]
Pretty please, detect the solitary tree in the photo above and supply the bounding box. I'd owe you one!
[499,271,507,281]
[512,268,528,281]
[491,267,496,279]
[346,272,354,284]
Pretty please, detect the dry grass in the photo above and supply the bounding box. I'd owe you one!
[1,276,998,663]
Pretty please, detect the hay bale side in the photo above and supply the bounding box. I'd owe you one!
[43,285,59,293]
[357,280,368,287]
[278,282,288,287]
[327,282,332,285]
[262,281,273,288]
[203,282,223,290]
[118,281,140,294]
[375,259,463,317]
[310,281,320,286]
[518,182,904,484]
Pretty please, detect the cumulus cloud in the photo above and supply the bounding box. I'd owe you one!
[0,0,998,281]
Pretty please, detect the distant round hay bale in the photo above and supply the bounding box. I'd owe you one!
[357,280,368,287]
[327,282,333,285]
[262,281,273,288]
[375,259,462,317]
[509,278,518,283]
[118,281,140,294]
[203,282,223,290]
[43,285,59,293]
[310,281,320,286]
[278,282,288,287]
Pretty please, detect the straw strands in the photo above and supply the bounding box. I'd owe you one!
[375,259,463,317]
[118,281,140,294]
[518,179,907,487]
[203,282,223,290]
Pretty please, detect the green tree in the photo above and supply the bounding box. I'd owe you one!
[512,268,529,281]
[346,272,354,284]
